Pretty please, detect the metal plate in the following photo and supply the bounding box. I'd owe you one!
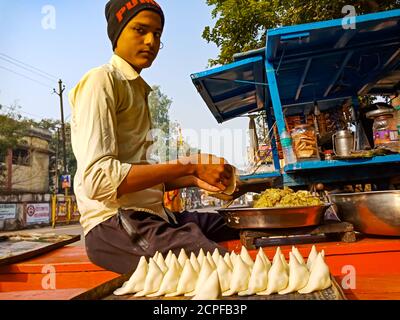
[217,205,331,229]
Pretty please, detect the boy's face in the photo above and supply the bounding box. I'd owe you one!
[115,10,163,73]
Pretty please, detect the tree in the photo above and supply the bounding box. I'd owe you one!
[0,103,31,185]
[148,86,200,162]
[203,0,400,66]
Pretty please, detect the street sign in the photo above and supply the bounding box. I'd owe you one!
[61,175,71,189]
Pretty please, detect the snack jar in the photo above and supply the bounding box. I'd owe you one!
[291,124,320,161]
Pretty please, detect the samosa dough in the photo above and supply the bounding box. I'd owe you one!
[197,248,206,266]
[166,259,198,297]
[238,253,269,296]
[113,256,148,296]
[307,245,318,270]
[178,248,189,268]
[192,270,221,300]
[257,250,288,296]
[147,254,181,297]
[291,246,305,265]
[299,253,332,294]
[279,252,310,295]
[185,257,214,297]
[190,252,201,274]
[155,252,168,274]
[240,246,254,267]
[222,256,251,296]
[216,254,232,293]
[134,258,164,297]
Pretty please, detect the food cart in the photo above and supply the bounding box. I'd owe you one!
[191,9,400,189]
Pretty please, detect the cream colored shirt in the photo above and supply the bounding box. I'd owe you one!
[69,54,173,236]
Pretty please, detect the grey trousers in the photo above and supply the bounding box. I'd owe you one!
[85,210,239,274]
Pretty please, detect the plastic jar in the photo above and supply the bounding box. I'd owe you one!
[367,109,398,148]
[291,124,320,161]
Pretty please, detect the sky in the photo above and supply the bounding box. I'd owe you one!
[0,0,251,169]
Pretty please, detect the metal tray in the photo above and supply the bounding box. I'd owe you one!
[72,275,346,300]
[217,205,331,229]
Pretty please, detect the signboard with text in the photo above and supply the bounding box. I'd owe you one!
[26,203,50,224]
[0,204,17,220]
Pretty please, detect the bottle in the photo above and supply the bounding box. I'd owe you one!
[280,131,297,165]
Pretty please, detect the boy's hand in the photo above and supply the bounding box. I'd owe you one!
[185,153,233,191]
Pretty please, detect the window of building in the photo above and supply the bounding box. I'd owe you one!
[12,148,31,166]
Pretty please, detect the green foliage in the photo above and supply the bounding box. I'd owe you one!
[203,0,400,66]
[0,103,30,160]
[148,86,200,162]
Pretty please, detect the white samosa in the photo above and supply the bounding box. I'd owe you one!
[291,246,305,265]
[192,270,221,300]
[155,252,168,274]
[212,248,221,265]
[206,252,217,270]
[222,256,251,297]
[230,251,238,265]
[307,245,318,270]
[166,259,198,297]
[134,258,164,297]
[197,248,206,266]
[257,248,288,295]
[147,254,182,297]
[279,252,310,295]
[238,253,269,296]
[113,256,148,296]
[178,248,189,268]
[190,252,201,274]
[240,246,254,268]
[216,254,232,293]
[223,252,234,270]
[257,248,271,267]
[185,257,214,297]
[299,253,332,294]
[164,250,173,267]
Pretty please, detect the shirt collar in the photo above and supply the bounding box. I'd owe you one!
[110,54,140,80]
[110,54,153,94]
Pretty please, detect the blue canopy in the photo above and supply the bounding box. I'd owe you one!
[191,9,400,122]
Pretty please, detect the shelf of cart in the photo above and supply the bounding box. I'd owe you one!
[284,154,400,172]
[240,171,282,182]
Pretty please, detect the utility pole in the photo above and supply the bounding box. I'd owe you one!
[53,79,68,197]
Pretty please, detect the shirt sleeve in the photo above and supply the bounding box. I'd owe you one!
[69,68,132,202]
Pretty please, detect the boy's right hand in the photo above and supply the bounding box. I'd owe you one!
[185,153,233,192]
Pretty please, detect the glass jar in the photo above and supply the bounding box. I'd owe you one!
[291,124,320,161]
[371,113,398,148]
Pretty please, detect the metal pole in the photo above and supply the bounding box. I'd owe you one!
[53,80,69,199]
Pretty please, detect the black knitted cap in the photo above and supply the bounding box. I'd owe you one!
[105,0,165,50]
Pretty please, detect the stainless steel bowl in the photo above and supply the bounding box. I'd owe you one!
[217,205,330,229]
[329,191,400,236]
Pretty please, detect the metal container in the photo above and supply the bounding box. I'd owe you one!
[329,191,400,236]
[217,205,330,229]
[332,130,356,157]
